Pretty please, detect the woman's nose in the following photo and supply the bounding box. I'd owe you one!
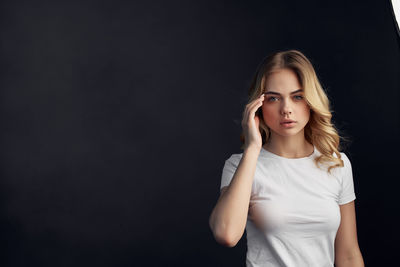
[281,100,293,115]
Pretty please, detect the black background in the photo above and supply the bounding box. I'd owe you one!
[1,0,399,266]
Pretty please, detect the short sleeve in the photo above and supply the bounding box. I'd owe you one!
[220,154,242,192]
[338,153,356,205]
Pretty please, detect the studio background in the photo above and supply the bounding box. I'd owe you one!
[1,0,399,266]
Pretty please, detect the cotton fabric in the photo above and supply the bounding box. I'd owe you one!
[220,145,356,267]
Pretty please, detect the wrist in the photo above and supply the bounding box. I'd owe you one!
[244,145,261,155]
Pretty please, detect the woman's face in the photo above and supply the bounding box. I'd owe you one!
[261,68,311,138]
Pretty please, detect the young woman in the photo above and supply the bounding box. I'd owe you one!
[209,50,364,267]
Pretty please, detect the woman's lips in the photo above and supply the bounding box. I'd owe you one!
[280,121,296,128]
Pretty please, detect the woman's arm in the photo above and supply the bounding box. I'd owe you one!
[334,201,365,267]
[209,145,260,247]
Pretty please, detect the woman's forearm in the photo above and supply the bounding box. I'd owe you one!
[209,145,260,247]
[335,253,365,267]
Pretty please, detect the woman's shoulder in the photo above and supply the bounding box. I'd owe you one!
[324,150,352,178]
[333,151,352,166]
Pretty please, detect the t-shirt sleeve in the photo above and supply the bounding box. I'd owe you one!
[338,153,356,205]
[220,154,242,192]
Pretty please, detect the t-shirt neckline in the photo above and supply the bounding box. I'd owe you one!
[260,145,317,160]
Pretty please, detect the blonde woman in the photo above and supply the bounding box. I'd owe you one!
[209,50,364,267]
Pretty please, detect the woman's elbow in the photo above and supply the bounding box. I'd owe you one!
[212,230,239,247]
[209,216,240,247]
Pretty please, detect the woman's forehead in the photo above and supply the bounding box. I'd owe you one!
[265,69,301,89]
[264,89,303,95]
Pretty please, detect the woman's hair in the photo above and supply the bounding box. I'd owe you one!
[239,49,351,174]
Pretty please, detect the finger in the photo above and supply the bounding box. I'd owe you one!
[244,94,265,111]
[243,94,265,123]
[250,94,265,111]
[255,115,261,131]
[254,115,259,126]
[244,94,264,117]
[247,96,265,121]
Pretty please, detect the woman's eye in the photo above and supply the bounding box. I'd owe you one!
[267,97,279,101]
[267,96,303,102]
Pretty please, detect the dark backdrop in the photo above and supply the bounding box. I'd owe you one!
[1,0,399,266]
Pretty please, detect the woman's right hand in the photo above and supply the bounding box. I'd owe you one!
[241,94,265,150]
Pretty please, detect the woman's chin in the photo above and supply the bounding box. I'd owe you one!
[269,127,303,138]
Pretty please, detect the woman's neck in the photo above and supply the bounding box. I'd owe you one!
[263,133,314,159]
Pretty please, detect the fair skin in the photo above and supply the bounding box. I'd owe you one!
[335,201,365,266]
[262,68,364,266]
[209,67,363,266]
[261,68,313,157]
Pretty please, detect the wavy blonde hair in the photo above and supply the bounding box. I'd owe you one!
[239,49,350,174]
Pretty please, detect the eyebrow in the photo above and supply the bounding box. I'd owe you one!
[264,89,303,95]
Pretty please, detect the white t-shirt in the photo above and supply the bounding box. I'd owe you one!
[220,145,356,267]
